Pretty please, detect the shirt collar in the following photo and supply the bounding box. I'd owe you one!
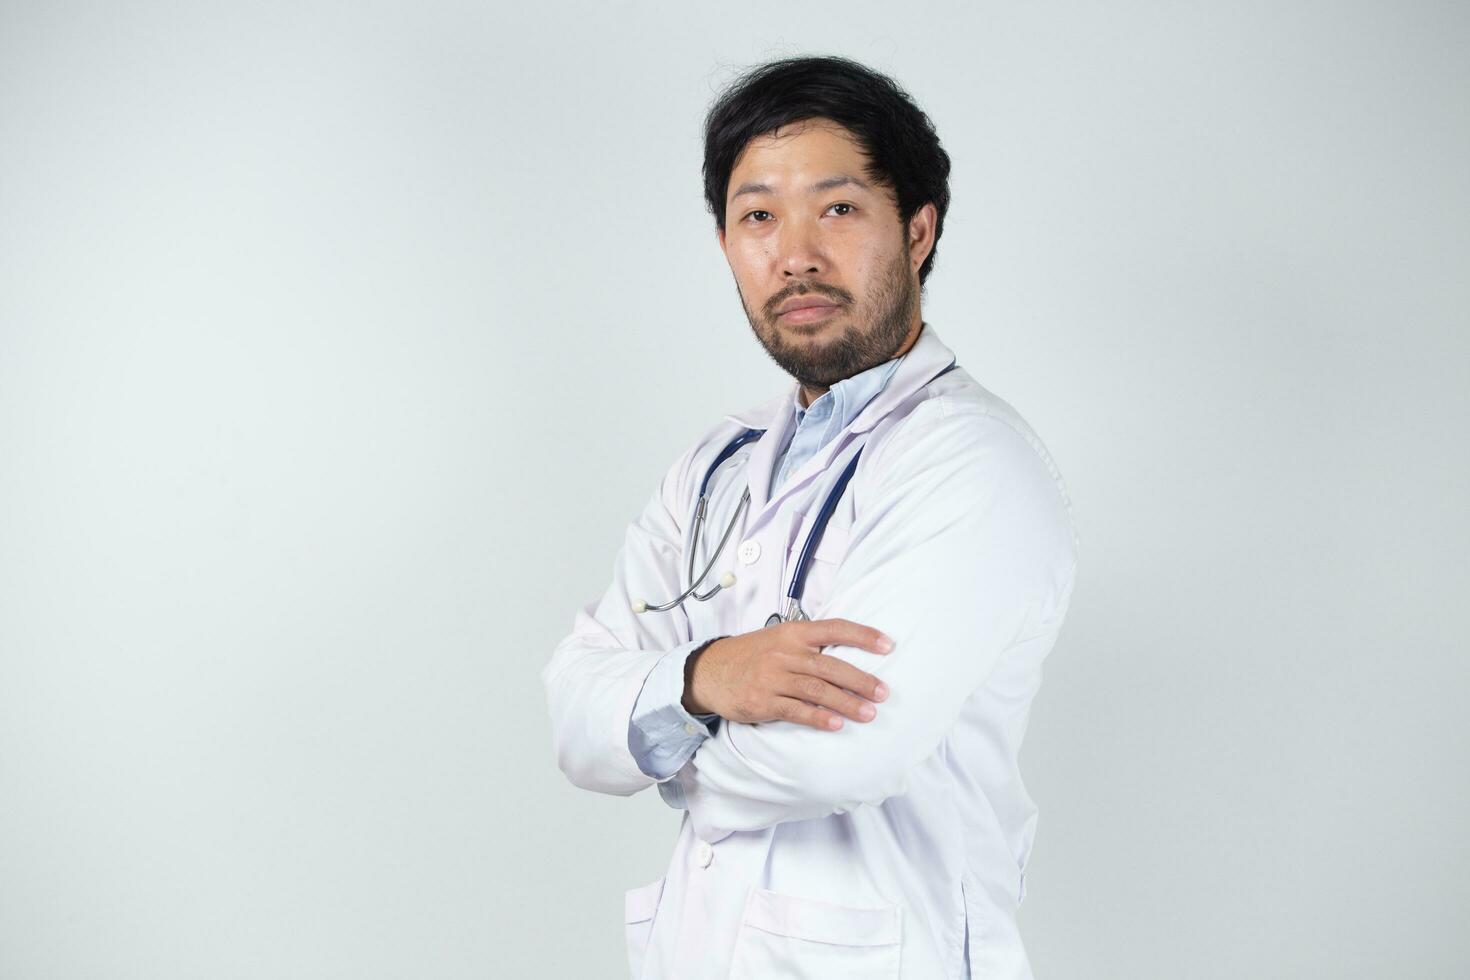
[790,353,904,432]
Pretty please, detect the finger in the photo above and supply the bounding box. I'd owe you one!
[799,650,890,704]
[782,672,879,723]
[800,617,894,655]
[772,695,846,731]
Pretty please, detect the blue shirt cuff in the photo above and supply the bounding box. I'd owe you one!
[627,636,725,782]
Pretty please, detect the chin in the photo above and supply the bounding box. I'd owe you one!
[781,316,843,337]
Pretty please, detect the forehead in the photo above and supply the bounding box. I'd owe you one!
[727,118,871,193]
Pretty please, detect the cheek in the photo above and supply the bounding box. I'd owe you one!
[729,242,773,281]
[846,258,883,302]
[855,245,906,295]
[840,234,890,276]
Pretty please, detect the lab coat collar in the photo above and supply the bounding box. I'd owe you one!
[723,321,956,524]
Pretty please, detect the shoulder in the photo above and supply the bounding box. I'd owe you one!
[873,370,1063,471]
[859,370,1079,559]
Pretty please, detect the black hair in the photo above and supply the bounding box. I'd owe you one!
[702,54,952,287]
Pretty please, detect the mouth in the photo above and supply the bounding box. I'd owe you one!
[777,303,841,325]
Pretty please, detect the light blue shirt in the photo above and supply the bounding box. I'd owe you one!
[626,353,905,800]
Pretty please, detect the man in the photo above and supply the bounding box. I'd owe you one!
[541,55,1078,979]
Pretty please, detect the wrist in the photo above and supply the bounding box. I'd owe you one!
[682,636,726,716]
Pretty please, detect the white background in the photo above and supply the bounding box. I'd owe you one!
[2,1,1466,977]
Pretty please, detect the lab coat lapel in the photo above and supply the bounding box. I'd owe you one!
[722,390,794,526]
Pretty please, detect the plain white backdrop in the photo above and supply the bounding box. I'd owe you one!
[1,1,1466,977]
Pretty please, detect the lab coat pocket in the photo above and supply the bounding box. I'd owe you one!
[960,874,979,978]
[623,875,665,980]
[727,887,902,980]
[810,520,852,564]
[799,521,852,618]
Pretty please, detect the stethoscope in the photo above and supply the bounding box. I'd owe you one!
[631,359,958,627]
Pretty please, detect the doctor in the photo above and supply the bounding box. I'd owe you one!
[542,55,1078,979]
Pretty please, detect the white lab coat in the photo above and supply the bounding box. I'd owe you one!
[542,323,1079,979]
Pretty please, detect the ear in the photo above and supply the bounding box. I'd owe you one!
[906,202,937,273]
[717,225,726,254]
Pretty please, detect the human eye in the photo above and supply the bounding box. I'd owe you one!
[827,202,856,216]
[743,209,773,223]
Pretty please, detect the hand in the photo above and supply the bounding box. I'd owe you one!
[682,619,894,731]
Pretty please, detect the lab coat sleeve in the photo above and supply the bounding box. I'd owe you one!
[540,440,724,797]
[676,404,1079,841]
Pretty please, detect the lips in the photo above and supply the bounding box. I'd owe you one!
[778,304,840,326]
[777,297,841,319]
[776,291,843,314]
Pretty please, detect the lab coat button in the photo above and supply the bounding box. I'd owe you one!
[738,540,761,565]
[695,841,713,868]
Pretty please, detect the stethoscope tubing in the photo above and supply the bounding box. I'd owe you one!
[636,488,749,613]
[633,358,958,621]
[784,444,864,609]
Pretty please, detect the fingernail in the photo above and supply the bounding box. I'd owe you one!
[874,682,889,700]
[877,634,895,653]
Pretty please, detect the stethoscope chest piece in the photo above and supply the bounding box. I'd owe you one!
[765,595,809,627]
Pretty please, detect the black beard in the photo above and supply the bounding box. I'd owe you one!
[739,247,918,390]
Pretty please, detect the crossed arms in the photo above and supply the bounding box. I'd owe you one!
[541,403,1078,841]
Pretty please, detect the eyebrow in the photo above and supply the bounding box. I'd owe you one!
[730,174,872,201]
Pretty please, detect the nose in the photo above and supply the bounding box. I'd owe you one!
[777,216,824,278]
